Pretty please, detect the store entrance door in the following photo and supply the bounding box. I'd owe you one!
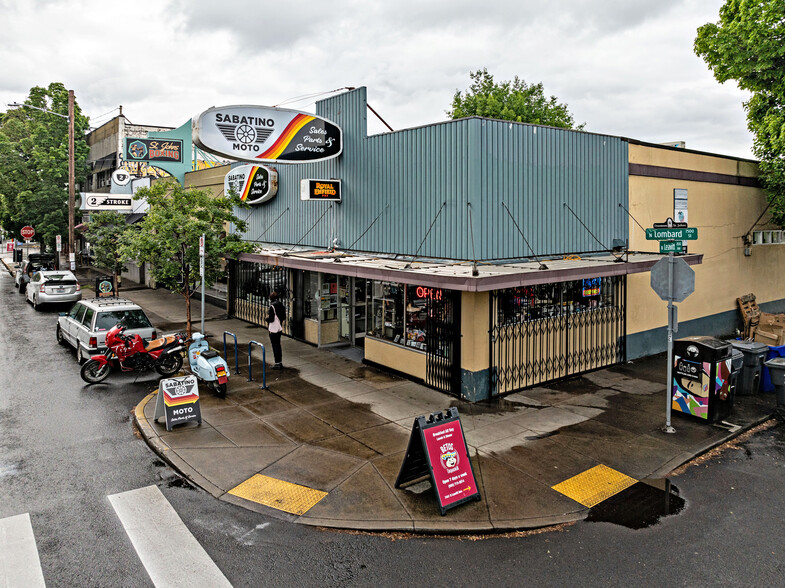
[339,277,369,346]
[291,270,305,340]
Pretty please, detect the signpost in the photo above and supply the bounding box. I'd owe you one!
[154,375,201,431]
[647,218,697,433]
[395,408,480,515]
[199,234,205,335]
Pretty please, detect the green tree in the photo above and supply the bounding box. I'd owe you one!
[0,83,90,249]
[448,68,584,129]
[125,181,253,336]
[83,211,137,294]
[695,1,785,226]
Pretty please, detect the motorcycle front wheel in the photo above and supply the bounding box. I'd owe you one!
[81,359,111,384]
[155,353,183,377]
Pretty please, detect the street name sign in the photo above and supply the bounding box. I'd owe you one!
[646,227,698,241]
[659,241,682,253]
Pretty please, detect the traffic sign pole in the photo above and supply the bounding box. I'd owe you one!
[664,253,677,434]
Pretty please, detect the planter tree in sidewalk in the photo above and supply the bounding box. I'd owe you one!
[83,211,136,294]
[124,181,253,337]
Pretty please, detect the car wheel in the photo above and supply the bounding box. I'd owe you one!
[56,325,67,346]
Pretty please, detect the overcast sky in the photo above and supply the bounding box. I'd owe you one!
[0,0,753,159]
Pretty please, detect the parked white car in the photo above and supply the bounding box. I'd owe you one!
[26,270,82,309]
[56,298,157,364]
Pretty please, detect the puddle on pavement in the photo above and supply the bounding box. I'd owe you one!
[585,478,685,529]
[166,477,196,490]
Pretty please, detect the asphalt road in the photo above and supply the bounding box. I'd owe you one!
[1,265,784,587]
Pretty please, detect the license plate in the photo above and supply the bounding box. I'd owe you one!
[217,375,228,384]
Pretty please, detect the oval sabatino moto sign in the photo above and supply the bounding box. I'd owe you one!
[193,105,342,164]
[224,164,278,205]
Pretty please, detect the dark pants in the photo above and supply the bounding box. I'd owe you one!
[269,331,282,364]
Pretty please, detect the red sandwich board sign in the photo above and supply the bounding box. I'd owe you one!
[20,226,35,240]
[395,408,481,515]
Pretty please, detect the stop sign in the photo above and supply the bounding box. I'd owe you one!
[20,226,35,240]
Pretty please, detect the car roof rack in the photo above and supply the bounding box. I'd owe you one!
[89,297,137,307]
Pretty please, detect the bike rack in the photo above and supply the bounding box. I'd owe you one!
[223,331,240,374]
[247,341,268,390]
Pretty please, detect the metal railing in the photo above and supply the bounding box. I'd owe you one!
[223,331,240,374]
[247,341,268,390]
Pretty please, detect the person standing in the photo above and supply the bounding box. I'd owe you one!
[267,291,286,369]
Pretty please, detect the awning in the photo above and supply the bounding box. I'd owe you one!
[88,154,116,173]
[239,246,703,292]
[125,213,146,224]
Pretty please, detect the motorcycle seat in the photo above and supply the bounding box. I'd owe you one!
[200,349,219,359]
[144,334,179,352]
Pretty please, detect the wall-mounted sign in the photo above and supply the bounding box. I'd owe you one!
[112,169,132,186]
[224,164,278,205]
[415,286,443,301]
[193,105,342,164]
[154,375,202,432]
[395,408,481,516]
[300,179,341,202]
[81,193,133,212]
[124,138,183,163]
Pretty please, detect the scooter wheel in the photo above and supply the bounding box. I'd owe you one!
[212,382,227,398]
[81,359,111,384]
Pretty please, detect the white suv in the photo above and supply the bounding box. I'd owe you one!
[56,298,156,364]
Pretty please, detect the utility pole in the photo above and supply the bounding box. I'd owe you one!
[68,90,76,267]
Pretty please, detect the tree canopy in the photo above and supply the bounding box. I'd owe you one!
[125,181,254,335]
[448,68,584,129]
[695,1,785,226]
[83,211,136,294]
[0,83,90,249]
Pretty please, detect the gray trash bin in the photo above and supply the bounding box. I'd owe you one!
[729,341,769,395]
[764,357,785,407]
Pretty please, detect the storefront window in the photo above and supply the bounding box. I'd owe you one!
[370,281,404,343]
[320,274,338,321]
[303,271,319,320]
[497,277,613,325]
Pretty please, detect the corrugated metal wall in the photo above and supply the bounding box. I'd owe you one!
[238,87,629,260]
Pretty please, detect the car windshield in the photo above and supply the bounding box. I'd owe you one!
[94,309,153,332]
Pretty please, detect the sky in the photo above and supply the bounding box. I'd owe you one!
[0,0,753,159]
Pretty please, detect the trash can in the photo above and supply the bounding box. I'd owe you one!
[673,336,733,423]
[729,348,744,399]
[764,357,785,407]
[729,341,769,395]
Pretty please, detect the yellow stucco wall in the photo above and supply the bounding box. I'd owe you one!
[183,165,229,196]
[365,337,427,380]
[460,291,490,371]
[628,144,785,335]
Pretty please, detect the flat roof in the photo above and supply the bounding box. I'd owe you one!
[240,246,702,292]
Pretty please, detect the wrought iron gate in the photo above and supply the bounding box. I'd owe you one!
[489,276,626,395]
[425,290,462,395]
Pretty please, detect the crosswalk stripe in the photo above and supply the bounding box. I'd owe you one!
[0,513,47,587]
[108,485,231,588]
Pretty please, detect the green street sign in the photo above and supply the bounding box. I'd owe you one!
[659,240,682,253]
[646,227,698,241]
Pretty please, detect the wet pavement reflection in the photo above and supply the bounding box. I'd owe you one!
[585,479,685,529]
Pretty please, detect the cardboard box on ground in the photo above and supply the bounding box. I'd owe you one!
[738,293,785,345]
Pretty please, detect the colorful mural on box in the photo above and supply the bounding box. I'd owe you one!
[672,358,732,420]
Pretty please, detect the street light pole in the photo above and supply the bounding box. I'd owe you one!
[68,90,75,265]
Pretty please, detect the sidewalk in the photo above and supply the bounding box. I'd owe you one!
[3,255,778,532]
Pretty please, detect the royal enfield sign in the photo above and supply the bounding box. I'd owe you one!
[224,164,278,205]
[124,138,183,163]
[154,375,201,432]
[193,105,342,164]
[81,193,133,212]
[300,179,341,202]
[395,408,481,515]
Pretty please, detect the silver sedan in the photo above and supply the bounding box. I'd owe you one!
[26,270,82,310]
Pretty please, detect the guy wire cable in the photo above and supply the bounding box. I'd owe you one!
[501,201,548,270]
[563,202,609,251]
[404,202,446,268]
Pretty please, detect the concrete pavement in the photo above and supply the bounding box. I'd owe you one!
[2,254,778,532]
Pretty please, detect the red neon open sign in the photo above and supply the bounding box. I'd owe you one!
[415,286,443,300]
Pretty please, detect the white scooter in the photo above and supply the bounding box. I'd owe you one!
[188,333,230,397]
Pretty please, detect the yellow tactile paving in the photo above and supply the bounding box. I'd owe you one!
[228,474,328,516]
[551,464,637,508]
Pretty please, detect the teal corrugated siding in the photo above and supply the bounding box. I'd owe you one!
[239,87,629,260]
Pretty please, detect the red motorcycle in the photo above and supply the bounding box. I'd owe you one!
[80,322,186,384]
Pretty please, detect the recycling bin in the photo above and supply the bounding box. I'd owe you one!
[673,336,733,423]
[729,341,769,395]
[764,357,785,407]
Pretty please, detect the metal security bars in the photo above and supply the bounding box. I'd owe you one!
[424,290,461,395]
[489,276,626,395]
[229,260,290,335]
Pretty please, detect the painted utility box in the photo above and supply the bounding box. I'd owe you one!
[672,336,733,423]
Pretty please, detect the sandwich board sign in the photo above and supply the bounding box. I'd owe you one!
[154,374,201,431]
[395,408,481,515]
